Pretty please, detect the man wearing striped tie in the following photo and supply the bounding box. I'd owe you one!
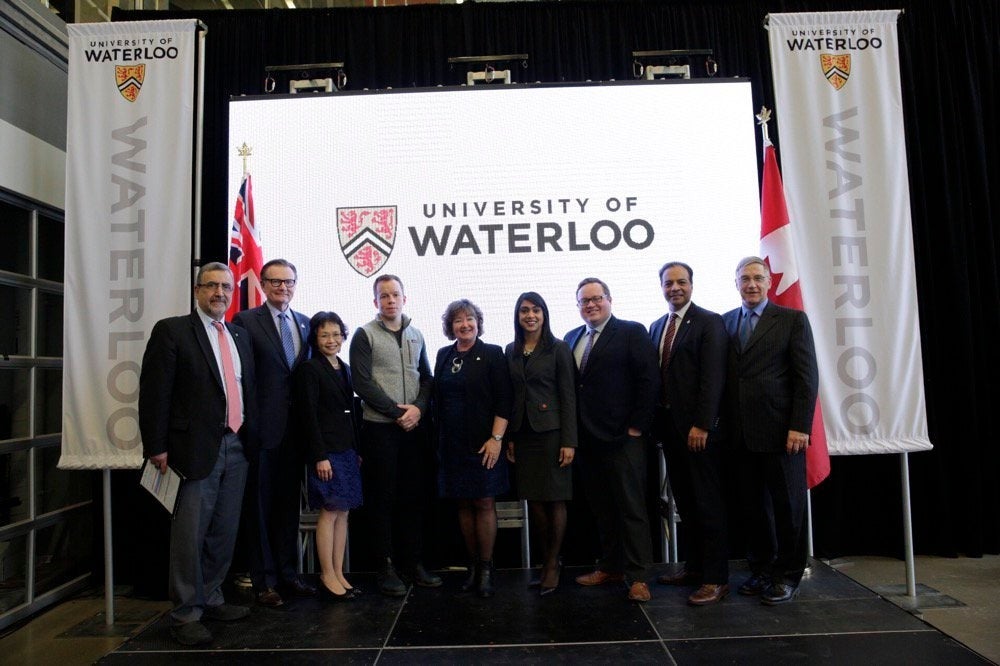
[140,262,257,645]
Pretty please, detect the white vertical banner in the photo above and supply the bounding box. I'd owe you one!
[767,11,931,455]
[60,20,200,469]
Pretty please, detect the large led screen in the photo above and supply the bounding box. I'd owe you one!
[228,80,761,353]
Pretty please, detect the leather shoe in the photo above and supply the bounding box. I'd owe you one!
[202,603,249,621]
[318,583,354,603]
[657,569,701,586]
[407,563,443,588]
[761,582,799,605]
[627,581,651,602]
[738,572,771,596]
[256,588,284,608]
[575,570,624,586]
[688,583,729,606]
[283,577,317,597]
[171,621,212,646]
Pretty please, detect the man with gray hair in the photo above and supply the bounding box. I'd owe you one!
[723,256,818,605]
[139,262,256,645]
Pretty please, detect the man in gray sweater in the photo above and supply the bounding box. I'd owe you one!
[349,274,441,595]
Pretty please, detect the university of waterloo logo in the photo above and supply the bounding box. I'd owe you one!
[115,64,146,102]
[820,54,850,90]
[337,206,397,277]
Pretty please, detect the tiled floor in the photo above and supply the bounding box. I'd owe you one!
[2,556,996,665]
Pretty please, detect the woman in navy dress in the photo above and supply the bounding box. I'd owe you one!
[292,311,362,602]
[433,299,512,597]
[505,292,577,595]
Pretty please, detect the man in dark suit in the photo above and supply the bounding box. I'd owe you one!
[232,258,314,606]
[139,262,256,646]
[565,277,659,602]
[650,261,729,605]
[723,256,818,605]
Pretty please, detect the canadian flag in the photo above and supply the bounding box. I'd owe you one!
[226,172,264,321]
[759,137,831,489]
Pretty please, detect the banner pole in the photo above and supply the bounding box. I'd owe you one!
[103,469,114,626]
[900,452,917,597]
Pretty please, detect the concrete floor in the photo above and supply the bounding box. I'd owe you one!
[1,555,996,665]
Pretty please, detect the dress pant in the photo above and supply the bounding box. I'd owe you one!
[244,443,303,591]
[739,446,808,586]
[169,432,248,624]
[577,433,652,582]
[361,421,431,567]
[658,409,728,584]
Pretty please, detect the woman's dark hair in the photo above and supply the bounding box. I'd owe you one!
[513,291,554,354]
[307,311,348,354]
[441,299,484,340]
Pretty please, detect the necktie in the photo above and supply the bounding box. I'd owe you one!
[739,310,756,350]
[279,312,296,368]
[212,321,243,433]
[659,313,678,405]
[579,328,596,373]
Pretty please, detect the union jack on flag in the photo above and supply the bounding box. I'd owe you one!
[225,173,264,320]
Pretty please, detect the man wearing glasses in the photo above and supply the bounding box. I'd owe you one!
[139,262,257,645]
[233,259,315,606]
[565,278,659,602]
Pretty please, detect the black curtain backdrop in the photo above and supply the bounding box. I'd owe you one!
[113,1,999,565]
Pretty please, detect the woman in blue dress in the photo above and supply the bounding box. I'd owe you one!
[433,299,512,597]
[292,311,362,602]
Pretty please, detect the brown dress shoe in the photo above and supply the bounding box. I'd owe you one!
[627,581,651,602]
[687,583,729,606]
[256,588,284,607]
[575,570,625,586]
[657,569,701,586]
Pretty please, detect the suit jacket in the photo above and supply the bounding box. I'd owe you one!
[433,339,512,451]
[504,337,578,447]
[292,356,357,464]
[649,303,727,440]
[722,301,819,453]
[564,316,659,445]
[139,311,257,480]
[232,305,310,451]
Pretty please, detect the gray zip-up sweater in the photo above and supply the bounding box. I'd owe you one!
[349,314,433,423]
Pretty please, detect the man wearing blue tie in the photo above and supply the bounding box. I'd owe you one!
[233,259,315,606]
[723,256,818,605]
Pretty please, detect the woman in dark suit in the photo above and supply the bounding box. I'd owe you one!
[433,299,512,598]
[292,311,362,602]
[505,292,577,595]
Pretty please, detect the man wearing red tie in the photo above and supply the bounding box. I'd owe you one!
[649,262,729,605]
[140,262,257,646]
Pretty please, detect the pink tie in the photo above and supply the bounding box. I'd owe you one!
[212,321,243,433]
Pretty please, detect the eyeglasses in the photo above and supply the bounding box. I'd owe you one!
[263,278,296,288]
[577,295,605,307]
[197,281,234,293]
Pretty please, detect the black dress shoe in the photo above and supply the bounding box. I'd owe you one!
[171,621,212,646]
[283,578,317,597]
[408,563,443,588]
[761,582,799,605]
[738,572,771,596]
[318,583,354,603]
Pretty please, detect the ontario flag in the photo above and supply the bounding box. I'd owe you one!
[759,137,831,489]
[225,173,264,321]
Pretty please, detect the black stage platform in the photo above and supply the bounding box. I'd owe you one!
[100,559,990,664]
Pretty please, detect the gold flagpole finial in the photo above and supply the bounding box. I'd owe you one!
[237,143,253,176]
[756,107,772,145]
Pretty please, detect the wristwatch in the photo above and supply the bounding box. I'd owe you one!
[492,434,504,442]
